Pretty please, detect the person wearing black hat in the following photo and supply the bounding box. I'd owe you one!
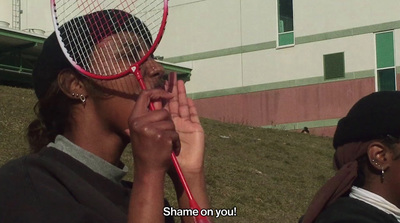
[0,10,210,223]
[301,91,400,223]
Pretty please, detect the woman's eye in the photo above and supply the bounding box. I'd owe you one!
[126,52,142,62]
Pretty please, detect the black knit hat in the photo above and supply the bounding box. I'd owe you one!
[333,91,400,148]
[32,32,72,99]
[32,9,151,99]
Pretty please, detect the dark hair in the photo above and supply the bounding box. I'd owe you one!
[27,80,71,152]
[27,73,105,152]
[28,30,74,152]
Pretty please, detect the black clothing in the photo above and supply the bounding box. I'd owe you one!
[315,197,397,223]
[0,147,174,223]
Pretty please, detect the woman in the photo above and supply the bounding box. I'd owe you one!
[0,10,210,223]
[302,91,400,223]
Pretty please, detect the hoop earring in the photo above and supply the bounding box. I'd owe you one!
[79,94,86,105]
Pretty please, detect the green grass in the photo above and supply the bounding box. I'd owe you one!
[0,85,335,222]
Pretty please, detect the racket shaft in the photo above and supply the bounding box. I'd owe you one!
[133,68,155,110]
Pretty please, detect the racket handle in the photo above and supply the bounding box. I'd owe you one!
[172,154,211,223]
[170,153,195,201]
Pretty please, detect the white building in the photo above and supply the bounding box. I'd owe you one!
[1,0,400,136]
[157,0,400,136]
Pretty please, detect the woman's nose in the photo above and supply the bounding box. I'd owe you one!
[143,58,165,78]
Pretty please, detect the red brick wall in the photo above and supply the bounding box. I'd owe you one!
[194,77,377,137]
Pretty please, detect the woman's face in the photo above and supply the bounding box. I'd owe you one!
[89,31,164,93]
[86,31,165,137]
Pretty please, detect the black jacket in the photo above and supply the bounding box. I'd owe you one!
[315,197,397,223]
[0,147,174,223]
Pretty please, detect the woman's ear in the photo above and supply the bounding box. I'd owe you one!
[58,69,87,99]
[367,142,391,171]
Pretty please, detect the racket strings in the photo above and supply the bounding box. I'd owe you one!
[63,21,90,68]
[108,10,141,73]
[87,10,122,75]
[56,0,98,71]
[126,0,162,61]
[53,0,165,78]
[79,0,102,16]
[68,16,102,74]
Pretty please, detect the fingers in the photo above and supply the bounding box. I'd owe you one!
[128,108,175,138]
[166,73,179,116]
[165,73,192,120]
[131,113,175,134]
[131,89,173,118]
[137,119,180,153]
[187,98,201,124]
[128,108,181,172]
[177,80,190,120]
[165,72,175,93]
[152,100,163,110]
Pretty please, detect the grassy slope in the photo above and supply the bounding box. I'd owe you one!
[0,85,335,222]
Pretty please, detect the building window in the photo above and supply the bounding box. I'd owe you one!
[324,52,345,80]
[277,0,294,47]
[377,68,396,91]
[375,31,396,91]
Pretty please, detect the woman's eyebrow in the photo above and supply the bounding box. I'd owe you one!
[126,41,147,56]
[111,41,135,57]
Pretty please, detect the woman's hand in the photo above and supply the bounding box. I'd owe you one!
[127,88,178,173]
[164,73,211,223]
[164,73,205,174]
[126,89,177,223]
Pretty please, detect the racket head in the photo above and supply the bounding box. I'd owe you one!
[50,0,168,80]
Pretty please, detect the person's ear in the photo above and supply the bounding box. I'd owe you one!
[57,69,87,99]
[367,141,391,171]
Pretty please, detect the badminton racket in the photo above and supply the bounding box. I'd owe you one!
[50,1,209,222]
